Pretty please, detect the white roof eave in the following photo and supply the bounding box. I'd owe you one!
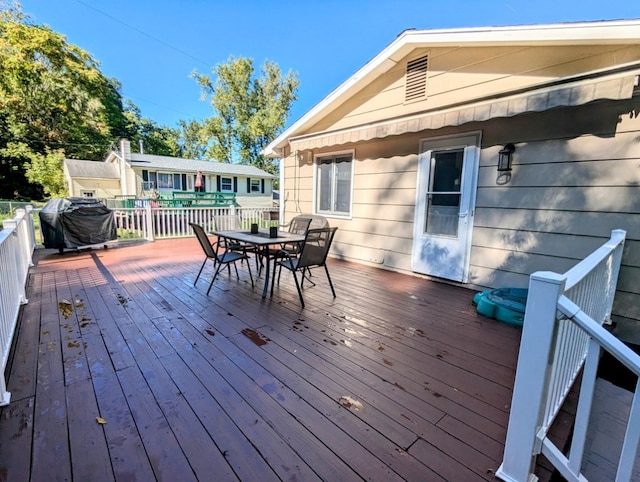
[263,18,640,158]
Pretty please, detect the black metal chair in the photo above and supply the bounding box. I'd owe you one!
[271,227,338,308]
[258,215,312,275]
[190,223,253,294]
[212,214,260,270]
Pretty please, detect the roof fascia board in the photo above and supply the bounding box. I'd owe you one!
[264,19,640,157]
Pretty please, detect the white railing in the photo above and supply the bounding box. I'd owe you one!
[113,205,278,241]
[497,229,635,482]
[0,207,35,406]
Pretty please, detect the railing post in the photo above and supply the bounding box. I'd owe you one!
[0,365,10,406]
[604,229,625,323]
[25,205,36,254]
[145,202,155,241]
[497,271,566,482]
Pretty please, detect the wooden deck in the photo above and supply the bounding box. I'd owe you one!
[0,238,565,481]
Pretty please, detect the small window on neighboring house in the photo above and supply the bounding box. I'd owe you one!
[157,173,173,189]
[173,174,182,190]
[81,191,95,198]
[220,177,233,192]
[250,179,260,193]
[405,55,428,102]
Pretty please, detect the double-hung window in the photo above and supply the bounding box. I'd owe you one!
[250,179,260,193]
[157,173,173,189]
[220,177,233,192]
[315,152,353,216]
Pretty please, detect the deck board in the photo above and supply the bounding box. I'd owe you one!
[0,238,567,481]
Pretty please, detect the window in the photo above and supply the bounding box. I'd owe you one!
[315,152,353,216]
[220,177,233,192]
[81,191,95,198]
[173,174,182,190]
[250,179,260,193]
[157,173,173,189]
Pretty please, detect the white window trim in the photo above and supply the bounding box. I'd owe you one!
[250,178,261,193]
[157,172,173,189]
[312,149,355,219]
[220,176,233,192]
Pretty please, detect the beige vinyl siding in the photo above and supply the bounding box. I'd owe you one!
[283,95,640,323]
[469,100,640,324]
[67,178,121,199]
[307,44,640,134]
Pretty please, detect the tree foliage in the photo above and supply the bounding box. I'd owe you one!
[0,2,178,200]
[123,101,180,157]
[0,2,130,199]
[192,56,299,174]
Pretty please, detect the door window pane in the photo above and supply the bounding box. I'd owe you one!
[425,150,463,237]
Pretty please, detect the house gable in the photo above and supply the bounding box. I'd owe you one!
[305,43,640,135]
[265,19,640,156]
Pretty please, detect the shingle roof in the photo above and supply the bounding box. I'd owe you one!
[64,159,120,179]
[128,153,275,179]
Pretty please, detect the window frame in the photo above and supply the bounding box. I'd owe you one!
[250,178,261,193]
[313,149,354,219]
[220,176,233,192]
[156,172,173,189]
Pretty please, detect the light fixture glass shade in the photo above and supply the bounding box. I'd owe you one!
[498,143,515,172]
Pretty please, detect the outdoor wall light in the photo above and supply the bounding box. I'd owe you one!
[497,143,516,172]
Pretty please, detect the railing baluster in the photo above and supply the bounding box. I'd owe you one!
[498,230,629,482]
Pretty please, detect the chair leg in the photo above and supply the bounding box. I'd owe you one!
[194,257,208,286]
[207,261,225,295]
[324,264,336,298]
[291,270,305,308]
[301,267,315,288]
[246,259,254,288]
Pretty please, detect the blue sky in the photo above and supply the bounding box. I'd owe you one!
[19,0,640,130]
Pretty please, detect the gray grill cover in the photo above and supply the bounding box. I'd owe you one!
[39,198,116,249]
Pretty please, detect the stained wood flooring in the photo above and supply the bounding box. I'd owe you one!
[0,238,565,481]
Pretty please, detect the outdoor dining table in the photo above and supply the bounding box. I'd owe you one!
[211,229,306,298]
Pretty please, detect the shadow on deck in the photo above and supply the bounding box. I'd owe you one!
[0,238,571,481]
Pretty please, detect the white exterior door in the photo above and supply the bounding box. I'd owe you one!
[411,133,480,282]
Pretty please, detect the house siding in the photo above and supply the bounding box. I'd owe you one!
[282,96,640,324]
[67,178,121,199]
[306,44,640,134]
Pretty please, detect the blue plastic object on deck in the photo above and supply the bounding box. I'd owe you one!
[473,287,529,327]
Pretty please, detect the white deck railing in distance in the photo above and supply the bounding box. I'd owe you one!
[112,206,279,242]
[497,229,628,482]
[0,207,35,406]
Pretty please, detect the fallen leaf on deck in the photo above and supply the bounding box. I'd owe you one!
[96,417,107,425]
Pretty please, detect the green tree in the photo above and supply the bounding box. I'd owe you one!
[192,56,299,174]
[0,2,127,199]
[123,101,180,156]
[175,119,209,159]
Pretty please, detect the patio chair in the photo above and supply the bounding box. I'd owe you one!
[190,223,254,294]
[258,214,312,276]
[271,227,338,308]
[212,214,260,270]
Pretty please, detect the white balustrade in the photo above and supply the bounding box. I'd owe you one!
[497,229,633,482]
[0,207,35,406]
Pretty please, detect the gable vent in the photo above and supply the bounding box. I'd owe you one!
[405,55,428,102]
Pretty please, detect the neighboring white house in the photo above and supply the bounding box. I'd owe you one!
[64,139,276,207]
